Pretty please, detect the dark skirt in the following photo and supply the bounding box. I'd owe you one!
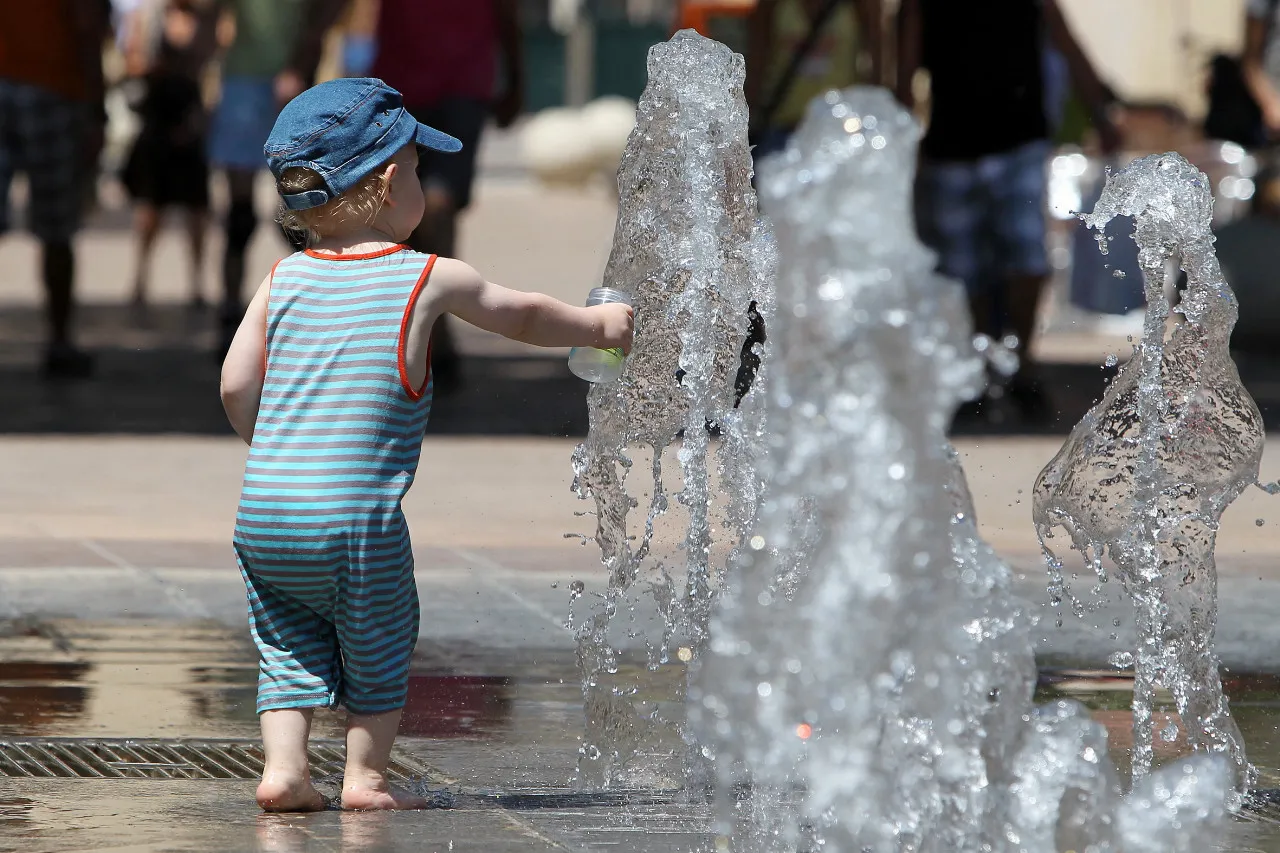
[122,74,210,208]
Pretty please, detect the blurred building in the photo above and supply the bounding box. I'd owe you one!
[1061,0,1246,121]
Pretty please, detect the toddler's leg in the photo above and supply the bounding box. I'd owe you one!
[257,707,326,812]
[341,709,429,810]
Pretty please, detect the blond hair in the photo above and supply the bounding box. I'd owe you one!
[276,164,390,245]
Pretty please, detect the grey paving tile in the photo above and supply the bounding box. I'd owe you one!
[0,538,112,569]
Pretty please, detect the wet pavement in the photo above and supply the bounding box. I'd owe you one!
[0,619,704,852]
[5,434,1280,847]
[4,620,1280,850]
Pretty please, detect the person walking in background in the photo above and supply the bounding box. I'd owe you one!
[120,0,221,310]
[371,0,525,394]
[0,0,110,378]
[745,0,881,157]
[897,0,1120,425]
[208,0,347,356]
[1242,0,1280,144]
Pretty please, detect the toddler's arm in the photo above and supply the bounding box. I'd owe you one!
[220,273,271,445]
[427,258,633,351]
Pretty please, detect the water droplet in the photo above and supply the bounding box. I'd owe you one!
[756,681,773,698]
[568,580,586,601]
[1257,518,1266,527]
[1104,353,1118,368]
[1108,651,1135,668]
[1112,269,1127,279]
[749,535,766,550]
[676,646,694,663]
[1161,721,1180,742]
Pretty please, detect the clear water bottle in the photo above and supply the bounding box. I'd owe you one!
[568,287,631,383]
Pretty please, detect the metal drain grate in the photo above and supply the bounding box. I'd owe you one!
[0,738,434,781]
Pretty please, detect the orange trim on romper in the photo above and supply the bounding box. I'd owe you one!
[398,254,438,400]
[262,258,284,375]
[304,244,408,261]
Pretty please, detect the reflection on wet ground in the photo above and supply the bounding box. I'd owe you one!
[5,620,1280,851]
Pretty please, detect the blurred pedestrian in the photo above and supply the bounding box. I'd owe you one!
[208,0,348,356]
[0,0,111,378]
[1242,0,1280,145]
[371,0,525,394]
[120,0,221,309]
[897,0,1120,425]
[746,0,882,157]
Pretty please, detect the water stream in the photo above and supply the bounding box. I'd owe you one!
[572,31,1242,851]
[1033,154,1264,802]
[568,29,775,789]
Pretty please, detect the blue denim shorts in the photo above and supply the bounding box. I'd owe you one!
[208,76,279,171]
[915,140,1052,296]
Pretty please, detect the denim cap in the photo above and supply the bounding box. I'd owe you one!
[265,77,462,211]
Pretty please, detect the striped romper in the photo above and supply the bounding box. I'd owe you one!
[234,245,436,716]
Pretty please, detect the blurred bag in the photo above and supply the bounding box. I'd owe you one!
[1069,165,1145,316]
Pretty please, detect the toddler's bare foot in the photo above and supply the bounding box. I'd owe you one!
[257,776,326,812]
[342,772,429,810]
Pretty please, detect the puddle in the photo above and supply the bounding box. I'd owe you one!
[0,621,530,743]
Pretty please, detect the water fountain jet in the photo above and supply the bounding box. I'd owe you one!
[1033,153,1263,802]
[569,29,775,790]
[690,89,1230,852]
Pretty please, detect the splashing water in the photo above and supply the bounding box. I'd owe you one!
[1033,154,1263,801]
[569,29,776,788]
[690,89,1228,851]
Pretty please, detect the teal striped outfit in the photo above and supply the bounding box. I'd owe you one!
[234,245,436,715]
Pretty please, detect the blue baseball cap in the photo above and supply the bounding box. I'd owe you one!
[265,77,463,211]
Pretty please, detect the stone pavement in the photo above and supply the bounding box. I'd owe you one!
[3,434,1280,668]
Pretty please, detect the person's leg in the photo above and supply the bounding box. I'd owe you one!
[411,182,461,392]
[220,168,257,352]
[132,202,161,304]
[222,169,256,311]
[209,76,278,354]
[341,708,428,810]
[915,157,986,419]
[185,205,208,307]
[238,551,341,811]
[19,84,93,376]
[337,535,426,810]
[407,100,488,395]
[989,141,1054,422]
[42,241,75,346]
[258,707,325,811]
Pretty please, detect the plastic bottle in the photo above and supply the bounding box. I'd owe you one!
[568,287,631,383]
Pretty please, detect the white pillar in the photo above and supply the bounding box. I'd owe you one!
[565,14,596,107]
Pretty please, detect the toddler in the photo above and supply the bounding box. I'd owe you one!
[219,77,633,812]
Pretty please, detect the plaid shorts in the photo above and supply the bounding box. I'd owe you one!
[914,140,1052,296]
[0,79,88,242]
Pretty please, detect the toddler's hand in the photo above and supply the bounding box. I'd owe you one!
[593,303,634,354]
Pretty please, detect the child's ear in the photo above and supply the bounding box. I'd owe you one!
[379,163,397,205]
